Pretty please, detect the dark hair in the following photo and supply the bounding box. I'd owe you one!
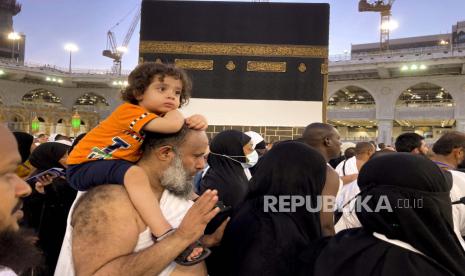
[378,143,386,149]
[121,62,192,107]
[433,131,465,155]
[55,134,71,142]
[141,124,191,155]
[395,132,424,153]
[344,147,356,159]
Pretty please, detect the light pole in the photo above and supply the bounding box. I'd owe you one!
[64,43,79,73]
[7,32,21,61]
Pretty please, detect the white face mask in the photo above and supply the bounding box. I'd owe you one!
[209,150,259,168]
[241,150,259,169]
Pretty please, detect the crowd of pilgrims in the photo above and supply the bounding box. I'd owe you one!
[8,126,465,276]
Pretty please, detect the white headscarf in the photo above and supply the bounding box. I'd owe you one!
[244,131,265,150]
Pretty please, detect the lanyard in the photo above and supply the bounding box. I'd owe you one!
[433,161,456,170]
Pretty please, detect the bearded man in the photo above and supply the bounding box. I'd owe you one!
[55,126,222,276]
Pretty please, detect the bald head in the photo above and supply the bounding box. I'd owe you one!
[302,123,341,161]
[302,123,335,147]
[355,142,375,156]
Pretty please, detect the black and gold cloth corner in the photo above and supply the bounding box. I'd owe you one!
[139,0,329,102]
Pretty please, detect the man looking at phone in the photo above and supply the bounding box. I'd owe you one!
[0,125,41,276]
[56,126,228,276]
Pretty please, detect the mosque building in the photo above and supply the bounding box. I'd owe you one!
[1,0,465,145]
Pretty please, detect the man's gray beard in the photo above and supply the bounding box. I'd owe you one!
[160,155,194,199]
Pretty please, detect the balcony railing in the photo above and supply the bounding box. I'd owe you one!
[395,104,454,119]
[327,104,376,110]
[0,57,131,76]
[330,44,465,64]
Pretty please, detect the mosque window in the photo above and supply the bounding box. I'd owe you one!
[75,92,109,106]
[329,86,375,108]
[22,88,62,104]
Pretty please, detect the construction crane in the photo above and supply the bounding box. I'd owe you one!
[103,6,140,75]
[358,0,396,51]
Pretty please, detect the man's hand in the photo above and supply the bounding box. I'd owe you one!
[186,114,208,130]
[175,189,219,243]
[201,217,230,248]
[34,174,55,194]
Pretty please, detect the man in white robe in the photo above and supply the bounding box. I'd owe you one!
[334,142,375,232]
[55,128,224,276]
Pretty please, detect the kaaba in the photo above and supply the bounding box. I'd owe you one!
[139,0,329,125]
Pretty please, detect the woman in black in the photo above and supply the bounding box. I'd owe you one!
[23,142,77,275]
[216,141,327,276]
[200,130,253,208]
[310,153,465,276]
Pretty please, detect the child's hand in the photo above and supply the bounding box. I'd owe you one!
[186,114,208,130]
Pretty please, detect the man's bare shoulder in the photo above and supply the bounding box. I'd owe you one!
[71,185,137,236]
[71,186,146,276]
[326,165,340,179]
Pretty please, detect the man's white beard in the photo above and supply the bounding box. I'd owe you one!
[160,155,194,199]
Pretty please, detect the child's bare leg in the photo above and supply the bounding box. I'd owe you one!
[125,165,204,262]
[124,165,172,237]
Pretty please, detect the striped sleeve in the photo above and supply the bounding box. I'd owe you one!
[117,103,158,133]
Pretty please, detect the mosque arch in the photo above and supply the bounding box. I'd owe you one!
[396,82,453,107]
[328,85,376,108]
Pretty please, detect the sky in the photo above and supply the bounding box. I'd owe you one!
[12,0,465,71]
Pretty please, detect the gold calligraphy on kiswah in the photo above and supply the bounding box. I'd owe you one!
[140,41,328,58]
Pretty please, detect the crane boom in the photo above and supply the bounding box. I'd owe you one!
[102,5,140,75]
[122,8,140,48]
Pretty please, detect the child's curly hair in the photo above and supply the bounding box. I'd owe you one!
[121,62,192,107]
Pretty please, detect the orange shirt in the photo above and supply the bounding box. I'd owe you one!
[67,103,157,165]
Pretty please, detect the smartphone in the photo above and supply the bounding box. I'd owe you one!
[25,167,65,185]
[204,201,232,235]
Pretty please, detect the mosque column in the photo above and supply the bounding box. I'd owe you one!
[456,119,465,133]
[377,119,393,145]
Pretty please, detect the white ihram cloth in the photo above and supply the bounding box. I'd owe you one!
[335,156,360,209]
[334,157,362,233]
[448,170,465,250]
[55,190,193,276]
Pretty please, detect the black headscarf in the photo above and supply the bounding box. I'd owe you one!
[69,132,87,155]
[28,142,70,173]
[356,153,465,275]
[13,132,34,163]
[22,141,75,275]
[217,141,327,276]
[200,130,251,208]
